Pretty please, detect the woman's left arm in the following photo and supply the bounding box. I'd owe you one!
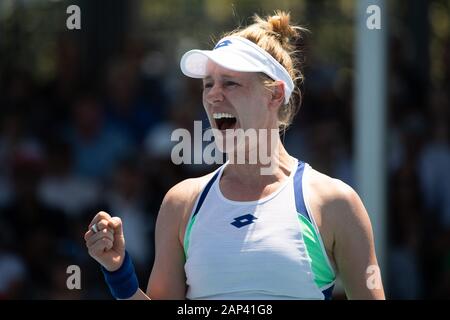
[330,181,386,300]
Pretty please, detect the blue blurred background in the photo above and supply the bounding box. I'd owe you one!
[0,0,449,299]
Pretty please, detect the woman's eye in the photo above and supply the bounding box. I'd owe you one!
[225,81,238,87]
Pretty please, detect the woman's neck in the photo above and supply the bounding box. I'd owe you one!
[222,140,295,188]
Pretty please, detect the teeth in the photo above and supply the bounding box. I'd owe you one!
[213,112,235,119]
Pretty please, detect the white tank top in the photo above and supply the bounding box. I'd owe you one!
[183,158,336,300]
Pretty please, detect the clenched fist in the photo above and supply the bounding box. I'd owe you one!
[84,211,125,272]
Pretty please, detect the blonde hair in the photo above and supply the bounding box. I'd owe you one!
[223,10,307,131]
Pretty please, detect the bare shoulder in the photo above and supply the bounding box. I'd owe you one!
[305,168,372,244]
[306,168,360,209]
[158,171,217,243]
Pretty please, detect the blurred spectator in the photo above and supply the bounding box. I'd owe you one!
[418,92,450,227]
[288,119,354,186]
[36,34,83,141]
[0,149,69,298]
[38,139,101,219]
[0,251,27,299]
[0,68,35,117]
[417,91,450,298]
[388,162,424,299]
[0,111,43,207]
[104,55,165,145]
[67,93,132,180]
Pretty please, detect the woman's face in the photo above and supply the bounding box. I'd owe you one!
[202,60,282,153]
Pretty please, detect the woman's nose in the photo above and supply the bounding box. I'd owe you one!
[205,84,224,104]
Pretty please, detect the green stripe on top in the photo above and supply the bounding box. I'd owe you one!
[183,215,197,259]
[298,214,335,288]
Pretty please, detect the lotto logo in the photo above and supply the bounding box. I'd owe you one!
[231,214,257,228]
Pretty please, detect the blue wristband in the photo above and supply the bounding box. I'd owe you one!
[101,251,139,299]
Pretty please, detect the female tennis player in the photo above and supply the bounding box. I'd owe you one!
[84,11,385,300]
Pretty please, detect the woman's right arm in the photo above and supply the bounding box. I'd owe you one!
[145,180,195,299]
[85,179,199,300]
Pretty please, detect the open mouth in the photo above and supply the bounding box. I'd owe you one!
[213,112,237,131]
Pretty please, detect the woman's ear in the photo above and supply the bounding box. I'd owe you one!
[268,81,285,111]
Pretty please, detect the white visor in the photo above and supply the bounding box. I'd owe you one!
[180,36,294,104]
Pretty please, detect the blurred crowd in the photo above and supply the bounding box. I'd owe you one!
[0,26,449,299]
